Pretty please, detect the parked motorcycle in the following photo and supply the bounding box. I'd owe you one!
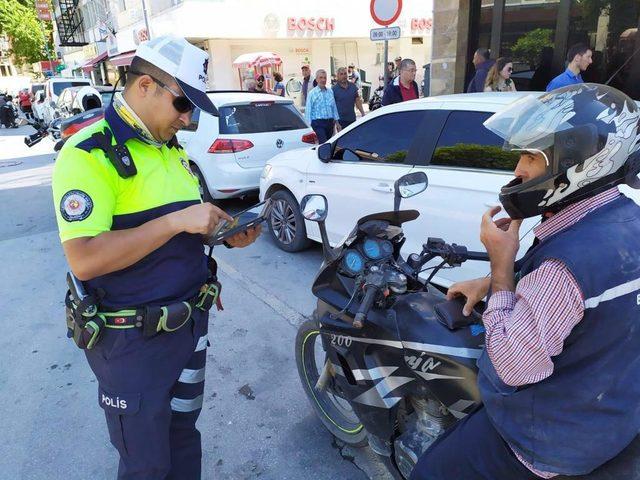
[295,172,640,479]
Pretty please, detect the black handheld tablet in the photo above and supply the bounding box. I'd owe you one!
[207,198,272,245]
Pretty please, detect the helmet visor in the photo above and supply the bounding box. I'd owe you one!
[483,93,576,152]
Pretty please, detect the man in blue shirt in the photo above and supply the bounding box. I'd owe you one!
[305,69,340,143]
[332,67,365,129]
[546,43,592,91]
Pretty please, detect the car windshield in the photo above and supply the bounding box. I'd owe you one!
[52,81,91,96]
[219,103,307,134]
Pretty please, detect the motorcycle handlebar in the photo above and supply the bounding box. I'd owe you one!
[465,250,490,261]
[353,284,378,329]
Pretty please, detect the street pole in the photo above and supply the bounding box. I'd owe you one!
[38,19,56,77]
[141,0,152,40]
[383,33,389,86]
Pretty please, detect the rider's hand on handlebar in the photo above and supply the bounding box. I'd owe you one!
[446,277,491,317]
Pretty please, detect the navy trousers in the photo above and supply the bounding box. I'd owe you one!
[86,308,209,479]
[311,119,335,143]
[410,408,540,480]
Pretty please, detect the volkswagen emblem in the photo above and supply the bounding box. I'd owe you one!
[276,139,284,149]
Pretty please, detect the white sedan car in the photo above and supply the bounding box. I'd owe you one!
[177,92,315,201]
[260,92,640,287]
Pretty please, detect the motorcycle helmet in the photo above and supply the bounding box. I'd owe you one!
[484,83,640,219]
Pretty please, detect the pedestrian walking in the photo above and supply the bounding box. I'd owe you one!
[381,58,420,106]
[305,69,340,143]
[51,35,260,479]
[300,64,317,108]
[386,61,395,83]
[272,72,285,97]
[467,48,494,93]
[18,88,34,120]
[332,67,365,129]
[484,57,517,92]
[0,95,18,128]
[546,43,593,91]
[347,63,361,90]
[394,56,402,77]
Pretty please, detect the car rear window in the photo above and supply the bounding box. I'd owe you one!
[218,103,307,134]
[52,81,91,96]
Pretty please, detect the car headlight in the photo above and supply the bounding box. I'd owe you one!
[261,164,273,180]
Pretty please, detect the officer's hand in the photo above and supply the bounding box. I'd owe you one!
[446,277,491,316]
[226,225,262,248]
[171,203,233,235]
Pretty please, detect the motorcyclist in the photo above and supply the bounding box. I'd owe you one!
[411,83,640,479]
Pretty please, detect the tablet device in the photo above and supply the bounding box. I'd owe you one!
[207,198,272,245]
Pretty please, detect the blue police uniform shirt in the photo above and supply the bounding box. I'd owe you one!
[546,68,583,91]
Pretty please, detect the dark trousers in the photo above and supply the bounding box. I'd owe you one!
[311,118,335,143]
[86,308,209,479]
[338,119,355,129]
[410,408,540,480]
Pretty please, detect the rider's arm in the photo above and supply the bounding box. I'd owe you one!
[482,259,584,387]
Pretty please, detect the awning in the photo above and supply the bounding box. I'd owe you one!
[232,52,282,69]
[109,50,136,68]
[81,51,108,73]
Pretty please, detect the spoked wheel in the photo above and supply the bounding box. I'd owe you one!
[267,190,311,252]
[295,318,368,446]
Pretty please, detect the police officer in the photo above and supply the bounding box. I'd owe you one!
[411,84,640,478]
[52,36,260,479]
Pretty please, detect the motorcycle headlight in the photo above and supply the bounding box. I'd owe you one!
[261,164,273,180]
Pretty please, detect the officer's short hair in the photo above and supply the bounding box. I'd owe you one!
[337,67,347,75]
[400,59,416,71]
[566,43,591,63]
[126,57,175,93]
[316,69,327,78]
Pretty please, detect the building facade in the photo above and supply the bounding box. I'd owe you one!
[432,0,640,100]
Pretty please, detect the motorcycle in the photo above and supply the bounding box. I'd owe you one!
[295,172,640,479]
[368,85,383,112]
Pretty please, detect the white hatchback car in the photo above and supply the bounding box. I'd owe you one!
[260,92,640,287]
[177,92,315,201]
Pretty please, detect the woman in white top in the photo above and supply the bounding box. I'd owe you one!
[484,57,517,92]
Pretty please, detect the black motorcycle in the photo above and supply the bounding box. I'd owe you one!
[295,172,640,479]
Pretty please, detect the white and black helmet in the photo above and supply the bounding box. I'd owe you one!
[484,83,640,219]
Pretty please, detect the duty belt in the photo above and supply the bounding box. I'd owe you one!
[100,281,223,337]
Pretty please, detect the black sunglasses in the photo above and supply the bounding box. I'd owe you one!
[129,69,194,113]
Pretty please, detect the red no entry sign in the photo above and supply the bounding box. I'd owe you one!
[370,0,402,26]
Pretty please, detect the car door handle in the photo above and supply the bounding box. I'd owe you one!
[372,184,393,193]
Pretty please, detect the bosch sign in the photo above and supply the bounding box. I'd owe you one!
[287,17,335,32]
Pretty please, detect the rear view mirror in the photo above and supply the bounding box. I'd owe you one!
[317,143,332,163]
[394,171,428,211]
[300,194,328,222]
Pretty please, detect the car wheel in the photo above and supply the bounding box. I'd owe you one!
[268,190,311,252]
[190,163,214,203]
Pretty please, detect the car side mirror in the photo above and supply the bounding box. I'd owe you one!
[394,171,428,211]
[317,142,333,163]
[300,194,328,222]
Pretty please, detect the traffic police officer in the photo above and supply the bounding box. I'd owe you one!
[52,36,260,479]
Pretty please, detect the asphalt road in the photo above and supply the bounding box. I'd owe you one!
[0,124,391,479]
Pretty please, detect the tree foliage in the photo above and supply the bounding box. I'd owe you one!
[0,0,52,65]
[511,28,554,69]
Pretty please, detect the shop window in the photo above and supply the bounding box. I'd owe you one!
[431,111,519,171]
[333,111,426,164]
[496,1,560,91]
[568,1,640,100]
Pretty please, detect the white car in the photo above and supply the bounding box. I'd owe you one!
[176,92,315,201]
[260,92,640,287]
[41,77,92,125]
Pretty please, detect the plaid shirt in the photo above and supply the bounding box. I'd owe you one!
[305,85,340,123]
[483,187,621,478]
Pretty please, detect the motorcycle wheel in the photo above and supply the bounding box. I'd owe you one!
[295,318,368,447]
